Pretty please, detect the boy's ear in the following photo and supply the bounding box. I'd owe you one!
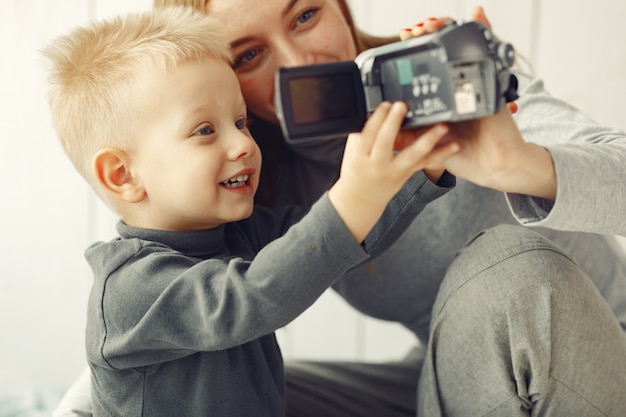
[92,149,146,203]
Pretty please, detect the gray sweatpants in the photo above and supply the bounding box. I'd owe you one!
[286,225,626,417]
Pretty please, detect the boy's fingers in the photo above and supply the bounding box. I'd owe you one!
[394,127,431,151]
[360,101,393,149]
[370,101,408,158]
[395,124,451,167]
[424,140,461,164]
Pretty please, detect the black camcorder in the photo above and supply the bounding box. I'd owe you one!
[274,21,519,144]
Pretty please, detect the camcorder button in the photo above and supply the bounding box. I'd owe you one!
[498,43,516,68]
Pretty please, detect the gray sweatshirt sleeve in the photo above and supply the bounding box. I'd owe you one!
[86,196,366,369]
[363,170,455,256]
[87,174,453,369]
[506,71,626,236]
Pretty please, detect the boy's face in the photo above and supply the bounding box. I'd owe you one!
[129,56,262,231]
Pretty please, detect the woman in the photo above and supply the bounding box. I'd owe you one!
[55,1,626,416]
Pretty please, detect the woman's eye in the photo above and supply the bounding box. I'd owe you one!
[234,48,260,69]
[194,125,214,136]
[296,8,318,26]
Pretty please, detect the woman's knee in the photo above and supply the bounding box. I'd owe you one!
[425,224,626,416]
[428,224,598,350]
[434,224,580,312]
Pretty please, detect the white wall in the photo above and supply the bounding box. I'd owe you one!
[1,0,625,396]
[0,0,153,396]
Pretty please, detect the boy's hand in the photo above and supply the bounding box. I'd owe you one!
[329,101,456,243]
[394,127,453,183]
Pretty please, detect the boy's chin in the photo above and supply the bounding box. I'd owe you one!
[223,202,255,224]
[236,204,255,221]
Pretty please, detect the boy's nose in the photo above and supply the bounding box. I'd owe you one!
[228,130,256,160]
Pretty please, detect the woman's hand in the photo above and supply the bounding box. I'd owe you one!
[400,17,454,40]
[394,7,557,198]
[441,107,557,200]
[399,6,492,40]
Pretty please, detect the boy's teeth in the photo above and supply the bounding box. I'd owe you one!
[229,174,248,182]
[222,174,249,187]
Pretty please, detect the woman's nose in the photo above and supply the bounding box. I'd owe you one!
[274,41,316,67]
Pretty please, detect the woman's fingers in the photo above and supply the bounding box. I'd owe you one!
[400,17,455,40]
[399,8,494,42]
[471,6,492,29]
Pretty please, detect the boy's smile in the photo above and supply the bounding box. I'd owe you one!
[125,56,262,231]
[219,169,255,194]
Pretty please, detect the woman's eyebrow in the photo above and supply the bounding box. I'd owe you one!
[230,0,299,48]
[231,37,253,49]
[282,0,299,16]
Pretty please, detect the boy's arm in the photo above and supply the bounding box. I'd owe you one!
[87,195,378,370]
[362,170,455,257]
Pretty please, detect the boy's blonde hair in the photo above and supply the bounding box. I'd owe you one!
[43,6,231,190]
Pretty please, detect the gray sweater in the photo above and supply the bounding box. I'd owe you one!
[276,71,626,342]
[85,175,454,416]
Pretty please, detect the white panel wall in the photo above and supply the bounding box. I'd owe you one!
[0,0,152,396]
[1,0,625,396]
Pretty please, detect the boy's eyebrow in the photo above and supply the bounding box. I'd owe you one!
[230,0,299,49]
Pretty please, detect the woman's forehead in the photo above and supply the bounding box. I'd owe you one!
[205,0,284,37]
[205,0,293,18]
[206,0,347,42]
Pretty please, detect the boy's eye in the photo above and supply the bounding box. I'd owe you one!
[194,124,214,136]
[235,117,251,130]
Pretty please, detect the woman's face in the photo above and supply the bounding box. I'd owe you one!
[205,0,358,124]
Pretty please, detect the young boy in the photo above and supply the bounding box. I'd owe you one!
[43,7,455,416]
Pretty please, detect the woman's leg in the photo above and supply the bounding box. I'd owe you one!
[285,346,423,417]
[418,225,626,417]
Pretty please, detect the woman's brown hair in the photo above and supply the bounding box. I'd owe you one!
[154,0,399,52]
[333,0,398,51]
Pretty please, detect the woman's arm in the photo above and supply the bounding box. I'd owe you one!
[402,7,626,236]
[507,71,626,235]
